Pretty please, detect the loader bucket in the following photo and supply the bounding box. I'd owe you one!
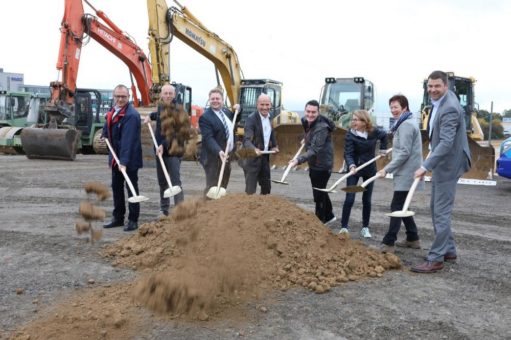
[20,127,80,160]
[418,130,494,180]
[271,124,347,171]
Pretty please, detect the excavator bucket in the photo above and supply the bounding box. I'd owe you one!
[271,124,347,172]
[20,127,80,161]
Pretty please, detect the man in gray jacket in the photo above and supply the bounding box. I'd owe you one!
[377,94,423,253]
[412,71,471,273]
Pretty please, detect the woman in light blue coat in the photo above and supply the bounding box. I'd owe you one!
[377,94,423,253]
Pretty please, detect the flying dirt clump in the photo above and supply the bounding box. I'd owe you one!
[103,194,401,319]
[76,182,109,243]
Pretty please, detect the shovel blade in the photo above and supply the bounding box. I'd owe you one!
[386,210,415,218]
[163,186,182,198]
[128,195,149,203]
[206,186,226,200]
[342,186,365,193]
[271,180,289,185]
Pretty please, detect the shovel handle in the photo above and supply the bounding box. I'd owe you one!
[279,143,306,182]
[146,122,174,189]
[361,173,383,188]
[104,138,139,198]
[401,177,420,212]
[215,107,240,194]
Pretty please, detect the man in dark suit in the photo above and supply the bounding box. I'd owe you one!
[242,94,279,194]
[412,71,471,273]
[102,84,143,232]
[198,88,238,196]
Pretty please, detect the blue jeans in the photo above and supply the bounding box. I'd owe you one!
[341,174,374,228]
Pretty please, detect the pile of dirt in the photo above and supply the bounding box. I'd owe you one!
[103,194,401,319]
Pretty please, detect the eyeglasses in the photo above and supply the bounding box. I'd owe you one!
[114,95,128,99]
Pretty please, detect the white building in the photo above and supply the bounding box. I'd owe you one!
[0,68,24,91]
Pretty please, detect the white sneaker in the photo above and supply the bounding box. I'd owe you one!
[360,227,372,238]
[338,227,349,234]
[325,216,337,226]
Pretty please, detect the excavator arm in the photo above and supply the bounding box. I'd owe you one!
[148,0,243,107]
[21,0,154,160]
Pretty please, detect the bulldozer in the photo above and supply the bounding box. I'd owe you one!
[420,72,495,179]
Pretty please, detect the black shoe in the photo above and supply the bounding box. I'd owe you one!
[123,220,138,232]
[103,219,124,228]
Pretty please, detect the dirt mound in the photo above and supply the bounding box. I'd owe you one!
[103,194,401,318]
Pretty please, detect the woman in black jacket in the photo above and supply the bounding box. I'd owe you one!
[289,100,336,225]
[339,110,388,238]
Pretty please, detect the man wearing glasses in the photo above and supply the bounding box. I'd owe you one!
[102,84,143,232]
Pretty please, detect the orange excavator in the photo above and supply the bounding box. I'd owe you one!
[20,0,160,160]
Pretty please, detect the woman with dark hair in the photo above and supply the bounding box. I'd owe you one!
[339,110,388,238]
[377,94,423,253]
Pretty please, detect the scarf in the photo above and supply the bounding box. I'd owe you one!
[389,111,413,135]
[106,105,127,167]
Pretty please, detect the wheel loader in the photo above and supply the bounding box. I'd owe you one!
[271,77,375,171]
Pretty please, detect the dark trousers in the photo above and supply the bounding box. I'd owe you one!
[341,174,374,228]
[382,191,419,246]
[309,169,335,223]
[203,158,231,196]
[111,166,140,223]
[156,155,184,214]
[244,155,271,195]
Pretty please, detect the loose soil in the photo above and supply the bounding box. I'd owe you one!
[1,155,510,339]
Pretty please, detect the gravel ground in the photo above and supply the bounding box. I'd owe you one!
[0,154,510,339]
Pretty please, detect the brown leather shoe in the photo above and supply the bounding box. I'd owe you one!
[379,244,395,254]
[395,239,421,249]
[444,253,457,262]
[411,261,444,273]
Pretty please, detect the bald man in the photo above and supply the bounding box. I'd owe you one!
[242,94,279,194]
[144,84,185,218]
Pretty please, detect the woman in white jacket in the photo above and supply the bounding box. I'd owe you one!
[377,94,423,253]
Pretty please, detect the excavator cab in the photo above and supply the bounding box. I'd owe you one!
[238,79,283,125]
[319,77,375,128]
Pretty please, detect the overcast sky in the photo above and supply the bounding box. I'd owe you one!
[1,0,510,115]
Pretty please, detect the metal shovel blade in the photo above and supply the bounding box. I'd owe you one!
[206,186,227,200]
[128,195,150,203]
[163,186,182,198]
[386,210,415,217]
[271,179,289,185]
[342,185,366,193]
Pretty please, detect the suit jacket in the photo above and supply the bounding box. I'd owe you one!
[384,116,423,191]
[423,90,471,182]
[242,111,277,172]
[198,107,234,166]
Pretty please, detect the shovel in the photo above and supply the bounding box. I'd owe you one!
[271,143,306,185]
[146,122,182,198]
[386,151,429,217]
[206,107,240,200]
[342,172,383,193]
[104,139,149,203]
[386,177,420,217]
[314,148,392,193]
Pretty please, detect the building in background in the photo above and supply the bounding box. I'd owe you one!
[0,68,24,91]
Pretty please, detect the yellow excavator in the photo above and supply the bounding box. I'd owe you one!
[420,72,495,179]
[146,0,300,153]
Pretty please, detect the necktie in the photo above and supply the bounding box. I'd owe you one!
[219,110,229,140]
[427,105,434,138]
[112,108,121,120]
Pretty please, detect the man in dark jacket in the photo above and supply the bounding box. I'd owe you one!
[289,99,336,224]
[198,88,238,196]
[102,84,143,232]
[242,94,279,194]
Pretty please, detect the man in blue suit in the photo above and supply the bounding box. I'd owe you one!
[102,84,143,232]
[198,88,238,196]
[412,71,471,273]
